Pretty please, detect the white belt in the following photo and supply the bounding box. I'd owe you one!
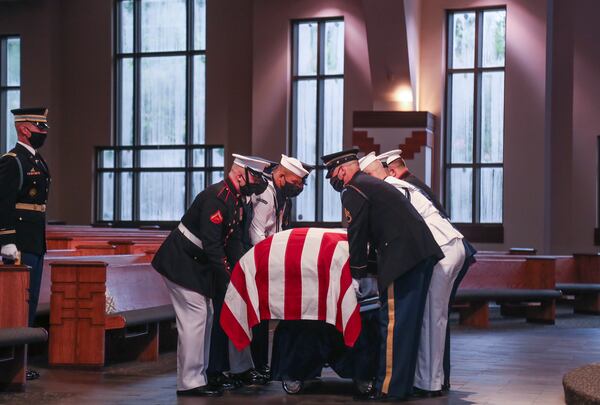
[178,223,204,249]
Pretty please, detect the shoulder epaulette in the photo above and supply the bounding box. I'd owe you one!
[344,184,369,201]
[1,152,17,158]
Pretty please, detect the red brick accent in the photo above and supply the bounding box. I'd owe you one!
[399,130,433,160]
[352,131,380,155]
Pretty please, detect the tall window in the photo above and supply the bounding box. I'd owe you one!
[291,18,344,223]
[1,37,20,153]
[112,0,211,222]
[445,9,506,224]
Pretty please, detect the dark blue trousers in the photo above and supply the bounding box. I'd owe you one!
[251,320,269,371]
[375,259,434,399]
[207,293,230,375]
[22,252,44,326]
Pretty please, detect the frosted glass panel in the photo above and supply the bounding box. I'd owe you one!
[322,170,341,221]
[324,21,344,75]
[323,78,344,156]
[295,171,316,222]
[101,173,114,221]
[450,12,475,68]
[481,72,504,163]
[140,57,186,145]
[120,172,133,220]
[294,80,317,164]
[140,149,185,167]
[449,168,472,222]
[139,172,185,220]
[192,171,206,199]
[6,38,20,86]
[119,0,134,53]
[141,0,186,52]
[450,73,474,163]
[480,167,503,223]
[193,55,206,144]
[296,23,317,76]
[194,0,206,50]
[482,10,506,68]
[119,58,134,145]
[4,90,19,151]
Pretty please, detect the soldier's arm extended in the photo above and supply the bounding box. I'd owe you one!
[248,192,274,245]
[0,155,19,246]
[342,188,369,279]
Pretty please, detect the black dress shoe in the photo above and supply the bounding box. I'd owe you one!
[441,383,450,392]
[26,369,40,381]
[208,372,240,390]
[353,389,388,401]
[412,386,442,398]
[257,365,271,380]
[231,368,268,386]
[176,385,223,397]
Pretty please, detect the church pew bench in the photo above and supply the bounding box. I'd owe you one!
[0,265,48,391]
[48,261,174,368]
[556,253,600,314]
[455,257,559,328]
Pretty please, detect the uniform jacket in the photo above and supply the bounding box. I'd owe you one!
[248,179,289,246]
[384,177,463,248]
[400,170,448,218]
[342,172,444,290]
[152,177,245,298]
[0,143,51,255]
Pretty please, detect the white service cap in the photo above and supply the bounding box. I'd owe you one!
[358,151,379,171]
[232,154,271,173]
[376,149,403,166]
[280,154,310,178]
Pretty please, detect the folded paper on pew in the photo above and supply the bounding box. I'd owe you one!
[221,227,362,351]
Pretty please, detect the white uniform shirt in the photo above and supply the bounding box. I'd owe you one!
[385,176,463,247]
[249,179,286,245]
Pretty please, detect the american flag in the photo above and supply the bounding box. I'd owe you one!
[220,227,362,351]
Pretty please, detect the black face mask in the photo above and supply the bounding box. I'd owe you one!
[281,182,303,198]
[240,167,269,196]
[329,175,345,192]
[29,132,47,149]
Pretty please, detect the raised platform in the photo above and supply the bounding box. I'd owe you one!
[564,363,600,404]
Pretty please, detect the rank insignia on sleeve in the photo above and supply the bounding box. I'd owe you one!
[29,188,38,197]
[344,208,352,223]
[210,210,223,224]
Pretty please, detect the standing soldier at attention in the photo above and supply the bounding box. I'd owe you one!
[151,154,270,397]
[0,107,51,381]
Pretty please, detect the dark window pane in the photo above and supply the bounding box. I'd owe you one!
[448,167,472,222]
[141,0,186,52]
[481,72,504,163]
[323,78,344,156]
[140,56,186,145]
[296,23,317,76]
[139,172,185,220]
[293,79,317,164]
[324,21,344,75]
[119,58,134,145]
[119,0,134,53]
[140,149,185,167]
[450,12,475,69]
[294,170,316,222]
[194,0,206,50]
[482,10,506,68]
[480,167,503,222]
[193,55,206,144]
[449,73,474,163]
[6,38,20,86]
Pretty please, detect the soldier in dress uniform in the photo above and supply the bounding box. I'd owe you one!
[247,154,310,379]
[0,107,51,381]
[378,149,448,217]
[321,149,444,401]
[151,154,270,397]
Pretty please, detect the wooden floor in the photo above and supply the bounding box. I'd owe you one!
[2,305,599,405]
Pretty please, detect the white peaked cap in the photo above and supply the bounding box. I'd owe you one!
[358,151,378,171]
[280,154,310,178]
[232,153,271,172]
[376,149,403,166]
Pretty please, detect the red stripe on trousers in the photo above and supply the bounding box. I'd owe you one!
[229,262,259,328]
[284,228,309,319]
[220,302,251,351]
[317,232,348,320]
[253,236,273,320]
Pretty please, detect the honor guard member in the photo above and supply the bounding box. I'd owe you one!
[378,149,448,217]
[360,152,470,396]
[205,154,270,390]
[248,154,310,379]
[0,107,50,381]
[321,149,443,401]
[151,154,269,397]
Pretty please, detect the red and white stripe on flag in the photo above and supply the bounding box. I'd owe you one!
[220,227,362,351]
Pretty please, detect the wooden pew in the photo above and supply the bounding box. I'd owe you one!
[476,247,537,256]
[48,260,174,368]
[455,257,560,328]
[556,253,600,314]
[0,265,48,391]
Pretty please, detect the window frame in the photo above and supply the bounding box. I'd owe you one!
[443,7,506,230]
[0,35,20,154]
[289,17,344,223]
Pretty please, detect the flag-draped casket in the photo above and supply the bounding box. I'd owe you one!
[220,227,361,351]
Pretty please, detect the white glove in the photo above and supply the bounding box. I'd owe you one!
[1,244,19,261]
[352,278,361,296]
